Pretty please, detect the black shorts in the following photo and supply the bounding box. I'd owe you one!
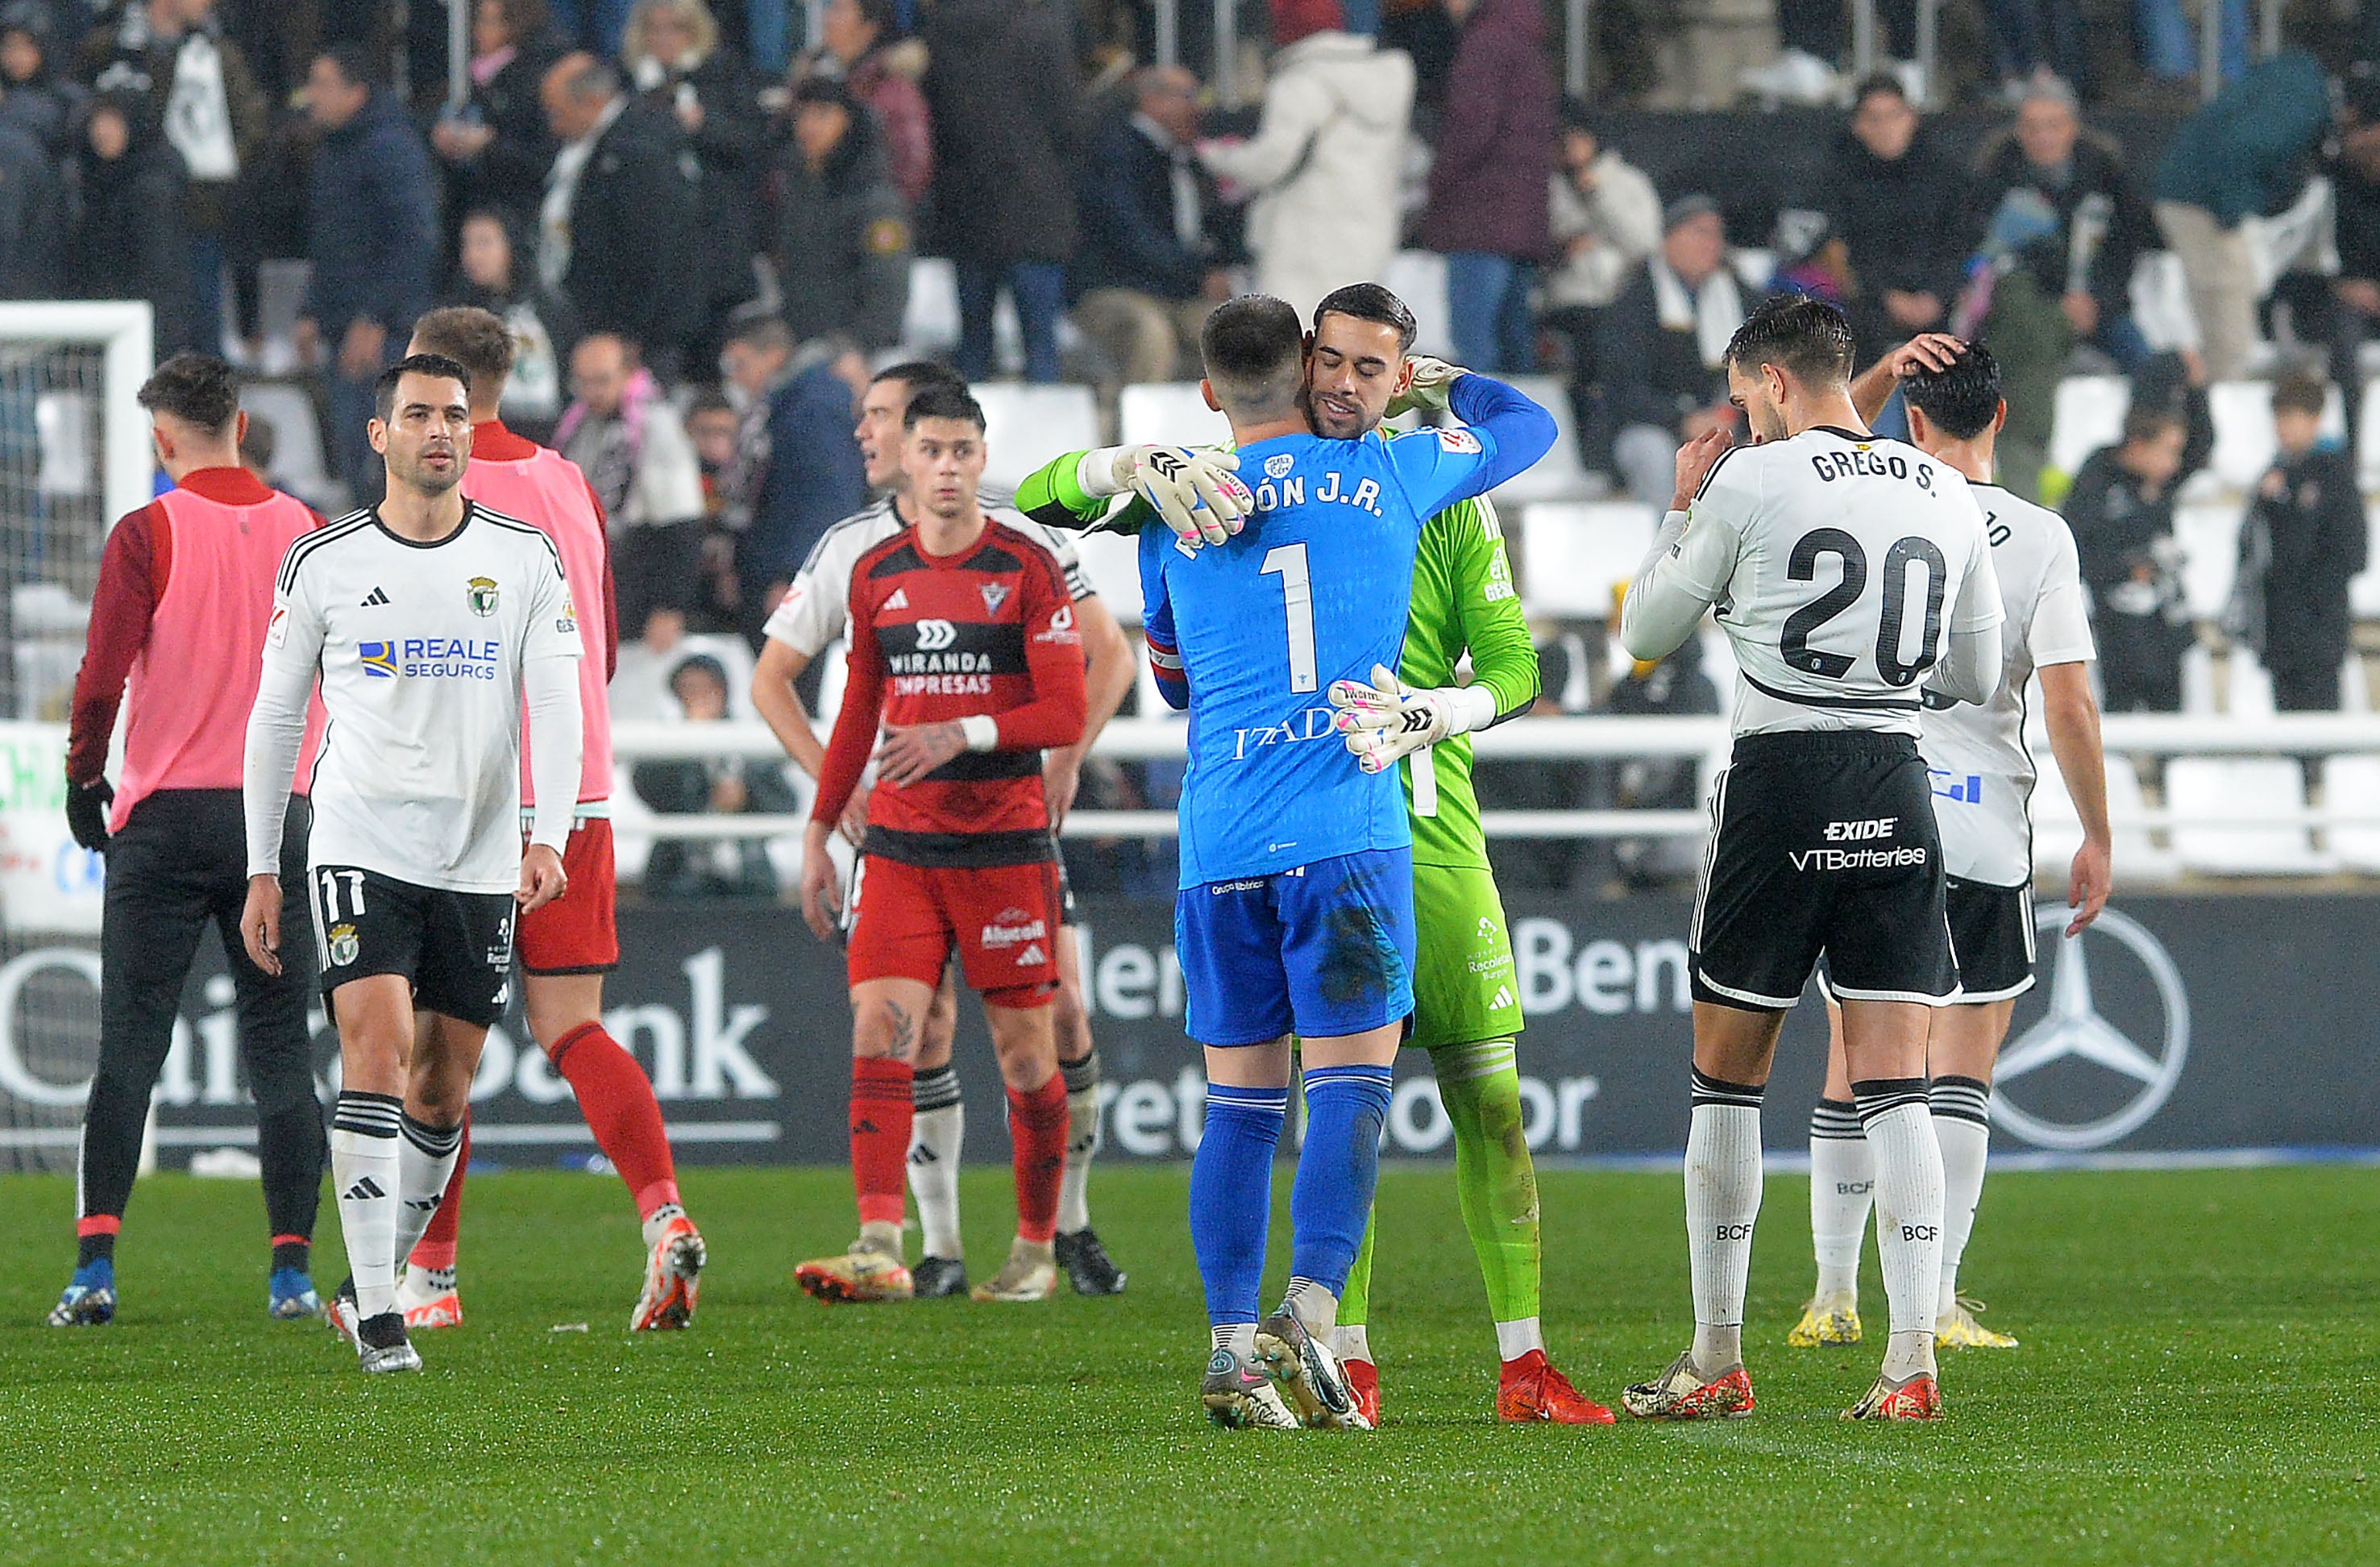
[1055,838,1079,925]
[1942,877,2035,1001]
[309,865,517,1028]
[1689,731,1956,1011]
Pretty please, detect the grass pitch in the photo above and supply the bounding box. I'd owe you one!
[1,1162,2374,1565]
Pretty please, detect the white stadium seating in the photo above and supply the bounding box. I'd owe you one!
[239,381,327,493]
[1516,501,1656,619]
[973,383,1100,493]
[2049,375,2128,478]
[2205,380,2348,493]
[1383,250,1454,358]
[1490,375,1597,504]
[2166,756,2330,876]
[1070,526,1144,626]
[1118,381,1229,448]
[2320,754,2380,872]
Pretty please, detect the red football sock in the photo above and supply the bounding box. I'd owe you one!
[550,1022,681,1218]
[408,1119,468,1272]
[1006,1074,1070,1245]
[851,1057,914,1228]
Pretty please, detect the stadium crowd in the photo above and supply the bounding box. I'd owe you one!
[6,0,2380,900]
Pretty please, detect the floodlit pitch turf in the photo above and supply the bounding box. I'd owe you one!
[1,1164,2374,1565]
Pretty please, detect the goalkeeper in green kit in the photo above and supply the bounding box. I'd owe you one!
[1016,282,1612,1426]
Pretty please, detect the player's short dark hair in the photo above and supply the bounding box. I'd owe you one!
[316,41,374,90]
[135,352,241,433]
[409,306,515,390]
[871,360,966,401]
[374,353,472,423]
[1723,294,1855,386]
[1201,293,1306,418]
[2120,403,2184,447]
[686,386,737,420]
[2271,369,2328,418]
[1900,340,2002,440]
[902,381,986,433]
[1311,282,1418,354]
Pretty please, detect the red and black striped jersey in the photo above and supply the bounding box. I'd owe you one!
[813,517,1086,866]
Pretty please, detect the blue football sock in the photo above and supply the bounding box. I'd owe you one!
[1188,1083,1287,1328]
[1290,1064,1396,1295]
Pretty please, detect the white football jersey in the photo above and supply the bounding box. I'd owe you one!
[1921,482,2096,887]
[258,503,581,892]
[762,488,1094,659]
[1673,427,2002,737]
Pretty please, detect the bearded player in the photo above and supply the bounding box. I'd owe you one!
[795,384,1086,1306]
[394,307,705,1332]
[1016,282,1609,1424]
[1788,338,2111,1353]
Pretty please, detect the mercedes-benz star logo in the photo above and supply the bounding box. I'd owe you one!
[1991,905,2189,1151]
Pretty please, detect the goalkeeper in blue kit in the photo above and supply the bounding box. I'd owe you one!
[1028,293,1552,1428]
[1019,284,1610,1425]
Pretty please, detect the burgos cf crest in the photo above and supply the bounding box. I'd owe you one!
[328,923,360,967]
[467,576,501,617]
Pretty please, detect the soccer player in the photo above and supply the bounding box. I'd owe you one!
[241,354,584,1373]
[1790,339,2111,1353]
[751,360,1136,1299]
[1015,283,1610,1425]
[1113,294,1555,1429]
[1615,296,2002,1422]
[793,384,1088,1306]
[52,353,329,1327]
[394,307,706,1332]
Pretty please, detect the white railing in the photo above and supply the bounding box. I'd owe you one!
[609,713,2380,843]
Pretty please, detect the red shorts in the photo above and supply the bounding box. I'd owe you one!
[846,854,1060,1006]
[517,817,621,975]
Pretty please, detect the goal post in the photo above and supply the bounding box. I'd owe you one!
[0,301,150,1171]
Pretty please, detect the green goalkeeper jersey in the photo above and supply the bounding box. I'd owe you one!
[1015,452,1538,872]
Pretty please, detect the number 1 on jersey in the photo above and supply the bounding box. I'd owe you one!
[1261,542,1318,692]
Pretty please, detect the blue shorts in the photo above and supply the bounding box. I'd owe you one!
[1175,848,1417,1046]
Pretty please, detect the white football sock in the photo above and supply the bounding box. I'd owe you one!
[1855,1079,1945,1379]
[1809,1098,1874,1299]
[640,1201,687,1250]
[1211,1321,1256,1358]
[402,1263,456,1296]
[1282,1276,1340,1338]
[1333,1323,1373,1364]
[1057,1050,1103,1235]
[908,1066,965,1260]
[1930,1076,1993,1314]
[392,1115,463,1267]
[1685,1072,1765,1374]
[330,1092,404,1320]
[1495,1318,1544,1361]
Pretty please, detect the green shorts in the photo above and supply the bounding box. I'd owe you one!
[1408,860,1522,1050]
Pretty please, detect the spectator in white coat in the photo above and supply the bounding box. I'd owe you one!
[1198,0,1414,321]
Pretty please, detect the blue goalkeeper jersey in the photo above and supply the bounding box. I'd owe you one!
[1142,378,1554,888]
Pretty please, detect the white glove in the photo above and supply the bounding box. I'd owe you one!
[1328,663,1495,774]
[1111,445,1253,547]
[1385,356,1465,418]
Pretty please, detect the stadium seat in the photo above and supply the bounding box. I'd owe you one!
[2344,652,2371,712]
[2207,380,2348,493]
[902,258,960,355]
[2224,649,2275,717]
[2320,754,2380,871]
[2049,376,2128,478]
[2172,499,2241,620]
[1071,527,1144,625]
[2165,756,2329,875]
[2179,643,2219,715]
[1118,381,1229,448]
[2029,718,2086,877]
[1515,501,1656,619]
[973,384,1099,492]
[1490,374,1597,504]
[2106,754,2179,882]
[1383,251,1453,357]
[239,381,327,492]
[2360,381,2380,493]
[2352,563,2380,620]
[2127,251,2199,355]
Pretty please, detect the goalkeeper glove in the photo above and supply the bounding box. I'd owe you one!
[1385,356,1465,418]
[1111,445,1252,547]
[1327,664,1499,774]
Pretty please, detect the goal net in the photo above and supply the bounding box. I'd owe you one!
[0,302,151,1173]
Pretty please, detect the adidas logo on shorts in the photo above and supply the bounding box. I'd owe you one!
[1491,985,1514,1009]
